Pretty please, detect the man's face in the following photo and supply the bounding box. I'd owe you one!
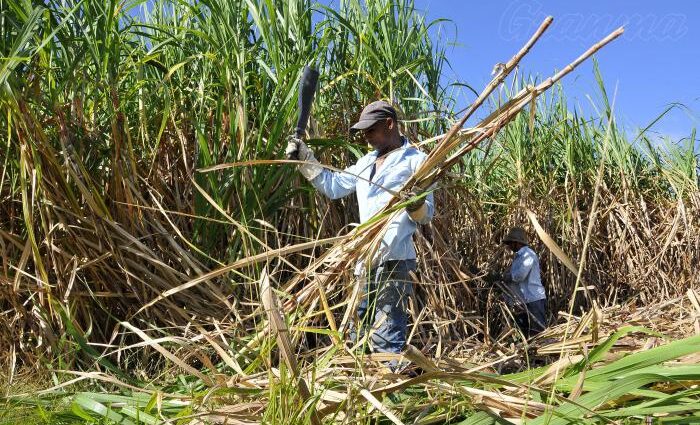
[362,118,393,151]
[506,242,519,253]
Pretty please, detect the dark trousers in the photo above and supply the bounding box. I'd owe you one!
[348,260,414,354]
[515,299,547,337]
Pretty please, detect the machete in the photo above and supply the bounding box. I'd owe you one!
[288,65,319,160]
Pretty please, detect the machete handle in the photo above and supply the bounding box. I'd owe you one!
[295,66,319,138]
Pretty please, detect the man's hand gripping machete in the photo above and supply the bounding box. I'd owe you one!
[285,66,323,180]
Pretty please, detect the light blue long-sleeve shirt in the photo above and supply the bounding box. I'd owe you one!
[310,137,434,272]
[508,245,546,303]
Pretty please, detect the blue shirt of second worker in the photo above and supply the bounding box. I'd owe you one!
[508,245,547,303]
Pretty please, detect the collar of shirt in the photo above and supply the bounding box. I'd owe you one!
[515,245,529,257]
[370,136,409,163]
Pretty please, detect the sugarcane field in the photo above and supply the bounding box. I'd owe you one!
[2,0,700,423]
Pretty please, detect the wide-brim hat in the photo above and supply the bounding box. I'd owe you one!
[502,227,528,245]
[350,100,398,132]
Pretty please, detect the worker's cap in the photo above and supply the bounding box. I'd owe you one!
[350,100,398,132]
[502,227,528,245]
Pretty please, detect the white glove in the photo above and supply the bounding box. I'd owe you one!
[407,203,428,222]
[404,189,429,222]
[285,136,323,181]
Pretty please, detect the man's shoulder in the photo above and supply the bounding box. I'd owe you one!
[405,145,427,158]
[401,140,428,164]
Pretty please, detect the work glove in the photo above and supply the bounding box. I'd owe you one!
[285,135,323,181]
[403,188,428,222]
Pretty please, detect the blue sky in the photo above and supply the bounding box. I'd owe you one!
[411,0,700,143]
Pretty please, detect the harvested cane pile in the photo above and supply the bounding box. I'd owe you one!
[195,290,700,424]
[7,290,699,424]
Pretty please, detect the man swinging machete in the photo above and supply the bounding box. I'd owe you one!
[285,67,434,366]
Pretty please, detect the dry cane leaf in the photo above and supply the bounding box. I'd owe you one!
[526,209,579,275]
[259,267,320,425]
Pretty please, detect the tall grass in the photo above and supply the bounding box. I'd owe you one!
[1,0,699,423]
[0,0,450,362]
